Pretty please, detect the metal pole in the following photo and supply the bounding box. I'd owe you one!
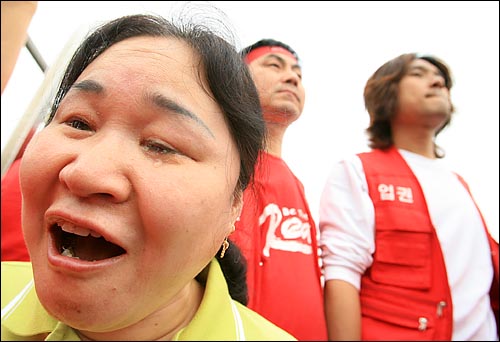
[25,35,47,73]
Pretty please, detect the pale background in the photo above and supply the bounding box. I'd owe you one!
[2,1,498,241]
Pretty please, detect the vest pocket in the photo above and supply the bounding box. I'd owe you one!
[371,230,432,289]
[361,294,435,340]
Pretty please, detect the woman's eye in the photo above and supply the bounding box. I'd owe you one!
[66,118,91,131]
[143,141,178,155]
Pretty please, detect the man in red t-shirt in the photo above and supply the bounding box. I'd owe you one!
[230,39,327,341]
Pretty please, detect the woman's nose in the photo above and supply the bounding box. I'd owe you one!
[58,138,132,203]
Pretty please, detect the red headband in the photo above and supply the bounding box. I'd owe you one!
[244,46,297,64]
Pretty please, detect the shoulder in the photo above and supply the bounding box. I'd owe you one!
[176,259,296,340]
[324,153,365,182]
[1,261,32,277]
[232,301,297,340]
[1,262,52,341]
[1,261,34,307]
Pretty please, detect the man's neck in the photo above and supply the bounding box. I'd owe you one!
[265,123,287,157]
[392,127,437,159]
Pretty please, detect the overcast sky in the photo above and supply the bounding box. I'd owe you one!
[2,1,498,241]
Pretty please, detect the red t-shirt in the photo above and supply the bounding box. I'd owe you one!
[232,152,327,340]
[1,158,30,261]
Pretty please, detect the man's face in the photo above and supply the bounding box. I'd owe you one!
[393,58,452,132]
[247,50,305,126]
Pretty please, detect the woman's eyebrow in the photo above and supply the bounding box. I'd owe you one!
[72,79,104,93]
[150,92,214,139]
[71,79,215,139]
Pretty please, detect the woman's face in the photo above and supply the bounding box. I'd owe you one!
[20,36,241,332]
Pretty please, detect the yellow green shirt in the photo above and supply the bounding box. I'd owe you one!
[1,260,296,341]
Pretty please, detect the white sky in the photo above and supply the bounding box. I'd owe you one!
[2,1,498,241]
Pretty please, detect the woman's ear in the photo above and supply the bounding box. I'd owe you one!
[230,189,243,228]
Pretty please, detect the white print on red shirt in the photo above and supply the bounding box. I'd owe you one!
[260,203,313,257]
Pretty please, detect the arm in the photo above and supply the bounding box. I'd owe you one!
[324,279,361,341]
[319,156,375,340]
[1,1,38,93]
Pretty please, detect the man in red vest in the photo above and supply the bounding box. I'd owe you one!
[319,53,499,340]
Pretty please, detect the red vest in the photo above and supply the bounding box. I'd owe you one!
[358,147,499,340]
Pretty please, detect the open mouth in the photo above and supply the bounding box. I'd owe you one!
[51,224,126,261]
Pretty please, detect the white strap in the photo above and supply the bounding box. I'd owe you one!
[1,279,34,321]
[230,300,246,341]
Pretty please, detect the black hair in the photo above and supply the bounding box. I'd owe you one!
[215,238,248,305]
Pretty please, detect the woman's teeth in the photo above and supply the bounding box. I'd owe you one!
[60,222,102,238]
[61,246,79,258]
